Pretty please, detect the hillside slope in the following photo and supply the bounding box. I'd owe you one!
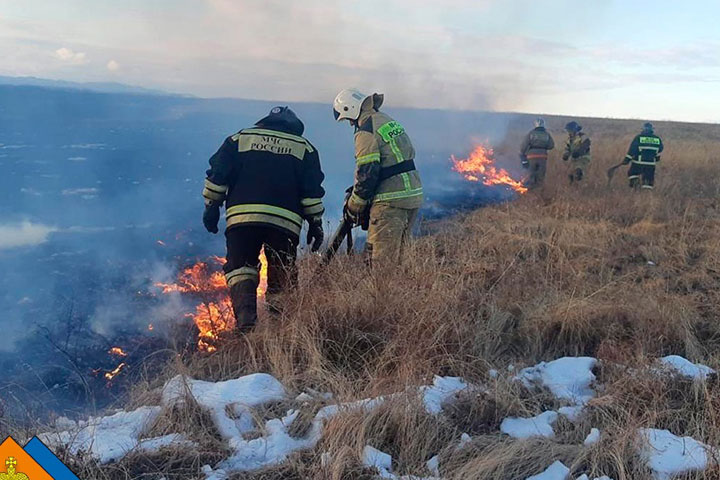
[6,119,720,479]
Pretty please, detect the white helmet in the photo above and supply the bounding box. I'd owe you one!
[333,88,370,122]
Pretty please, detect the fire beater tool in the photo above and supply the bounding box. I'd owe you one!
[606,161,627,185]
[323,186,362,264]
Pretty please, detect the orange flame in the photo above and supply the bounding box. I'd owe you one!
[156,251,268,352]
[451,144,527,194]
[104,362,127,381]
[148,323,154,331]
[108,347,128,357]
[257,247,269,300]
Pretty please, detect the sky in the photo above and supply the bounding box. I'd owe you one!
[1,0,719,122]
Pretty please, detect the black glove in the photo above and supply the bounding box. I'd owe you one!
[203,205,220,234]
[343,204,360,226]
[562,152,569,161]
[622,157,631,165]
[306,218,324,252]
[521,159,529,169]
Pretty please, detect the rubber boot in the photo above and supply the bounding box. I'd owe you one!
[230,280,258,333]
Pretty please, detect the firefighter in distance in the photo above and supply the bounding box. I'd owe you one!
[623,122,664,190]
[562,121,592,184]
[520,117,555,189]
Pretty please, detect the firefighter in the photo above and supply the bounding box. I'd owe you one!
[333,89,423,266]
[520,118,555,189]
[562,121,591,184]
[622,122,664,190]
[202,106,325,332]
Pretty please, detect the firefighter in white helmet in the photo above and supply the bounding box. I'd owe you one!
[333,89,423,265]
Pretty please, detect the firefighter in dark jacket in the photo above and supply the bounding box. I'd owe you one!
[520,118,555,188]
[202,106,325,332]
[333,89,423,266]
[623,122,664,190]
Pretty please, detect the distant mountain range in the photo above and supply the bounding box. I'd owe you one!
[0,75,176,96]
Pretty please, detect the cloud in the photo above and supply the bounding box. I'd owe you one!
[0,221,57,250]
[54,47,87,65]
[2,1,719,120]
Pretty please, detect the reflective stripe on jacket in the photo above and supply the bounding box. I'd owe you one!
[203,126,325,238]
[521,127,555,160]
[565,133,592,163]
[625,133,664,166]
[348,107,423,213]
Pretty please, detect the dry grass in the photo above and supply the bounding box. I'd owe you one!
[11,117,720,479]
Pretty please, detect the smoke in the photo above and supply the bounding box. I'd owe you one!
[0,221,58,249]
[0,82,530,419]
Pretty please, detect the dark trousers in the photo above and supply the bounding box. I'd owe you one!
[224,226,298,329]
[628,163,656,189]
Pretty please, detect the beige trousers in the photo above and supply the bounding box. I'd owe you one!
[366,203,419,266]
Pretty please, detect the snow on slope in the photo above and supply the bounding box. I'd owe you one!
[526,461,569,480]
[161,373,287,440]
[501,411,558,439]
[516,357,597,405]
[40,355,719,479]
[639,429,716,480]
[39,406,169,463]
[659,356,715,380]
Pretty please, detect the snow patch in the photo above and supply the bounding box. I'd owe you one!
[558,406,585,422]
[659,356,715,380]
[161,373,286,440]
[517,357,597,405]
[526,461,569,480]
[584,428,600,446]
[501,411,558,439]
[421,376,468,415]
[639,428,715,480]
[362,445,440,480]
[363,446,394,478]
[137,434,197,454]
[39,406,162,463]
[456,432,472,450]
[426,455,440,476]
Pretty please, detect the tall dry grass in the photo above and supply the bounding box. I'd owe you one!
[10,118,720,479]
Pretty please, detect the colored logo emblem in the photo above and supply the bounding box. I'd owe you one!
[0,437,79,480]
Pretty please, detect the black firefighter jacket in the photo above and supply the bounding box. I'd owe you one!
[202,112,325,239]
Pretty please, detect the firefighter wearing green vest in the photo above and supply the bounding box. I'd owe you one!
[622,122,664,190]
[333,89,423,266]
[562,121,591,184]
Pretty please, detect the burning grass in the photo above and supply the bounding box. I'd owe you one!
[16,117,720,479]
[154,252,269,352]
[451,143,528,194]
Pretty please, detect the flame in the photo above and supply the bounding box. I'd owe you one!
[108,346,128,357]
[451,144,527,194]
[257,247,269,300]
[148,323,154,331]
[156,251,268,352]
[104,362,127,381]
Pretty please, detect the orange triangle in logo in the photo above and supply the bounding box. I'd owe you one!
[0,437,54,480]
